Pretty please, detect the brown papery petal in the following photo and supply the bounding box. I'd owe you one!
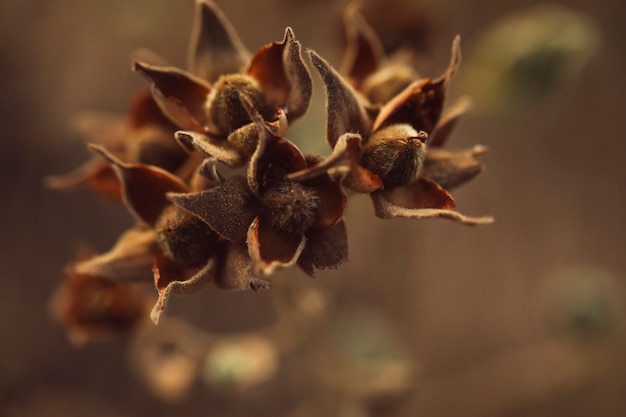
[339,4,383,89]
[372,178,493,225]
[372,78,445,135]
[427,95,472,148]
[215,242,271,292]
[422,145,487,190]
[188,0,250,82]
[372,36,462,135]
[298,219,349,277]
[151,254,216,324]
[175,130,245,168]
[168,176,258,243]
[133,61,211,131]
[73,228,159,282]
[247,217,305,277]
[90,144,189,227]
[309,51,372,149]
[247,28,312,122]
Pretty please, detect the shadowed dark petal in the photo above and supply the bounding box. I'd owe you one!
[168,176,258,242]
[340,5,383,88]
[45,157,122,202]
[309,51,372,149]
[372,36,462,134]
[247,217,306,276]
[298,219,348,277]
[297,164,347,230]
[73,228,159,282]
[175,130,245,167]
[128,89,177,130]
[215,242,271,292]
[422,145,487,190]
[151,253,216,324]
[133,61,211,131]
[372,178,493,225]
[90,145,189,226]
[51,271,148,345]
[247,28,312,122]
[427,95,472,148]
[188,0,250,82]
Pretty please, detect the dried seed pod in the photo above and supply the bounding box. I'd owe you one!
[155,205,219,266]
[205,74,275,135]
[360,124,428,188]
[260,180,321,235]
[361,65,420,104]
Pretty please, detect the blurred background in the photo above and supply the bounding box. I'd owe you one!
[1,0,625,416]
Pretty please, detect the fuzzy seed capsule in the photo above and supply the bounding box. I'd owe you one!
[155,205,219,266]
[260,180,321,235]
[361,124,428,188]
[206,74,275,136]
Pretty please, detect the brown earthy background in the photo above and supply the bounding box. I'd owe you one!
[2,0,625,416]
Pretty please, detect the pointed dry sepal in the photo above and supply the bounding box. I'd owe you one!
[309,50,372,149]
[188,0,250,82]
[371,178,493,225]
[246,28,312,123]
[422,145,488,190]
[133,61,211,132]
[73,227,159,282]
[340,4,384,88]
[175,130,245,168]
[214,242,271,292]
[168,176,259,243]
[150,254,217,324]
[90,144,189,227]
[372,36,463,135]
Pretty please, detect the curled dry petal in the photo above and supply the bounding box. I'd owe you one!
[309,51,372,149]
[169,176,258,243]
[247,28,312,122]
[340,4,384,88]
[323,133,383,193]
[422,145,488,190]
[73,228,158,282]
[151,254,216,324]
[215,242,271,292]
[372,36,462,134]
[90,144,189,227]
[133,61,211,132]
[372,178,493,225]
[45,157,122,202]
[247,216,306,277]
[175,130,245,167]
[298,220,349,277]
[188,0,250,82]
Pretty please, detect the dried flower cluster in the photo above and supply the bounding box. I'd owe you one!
[49,0,492,336]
